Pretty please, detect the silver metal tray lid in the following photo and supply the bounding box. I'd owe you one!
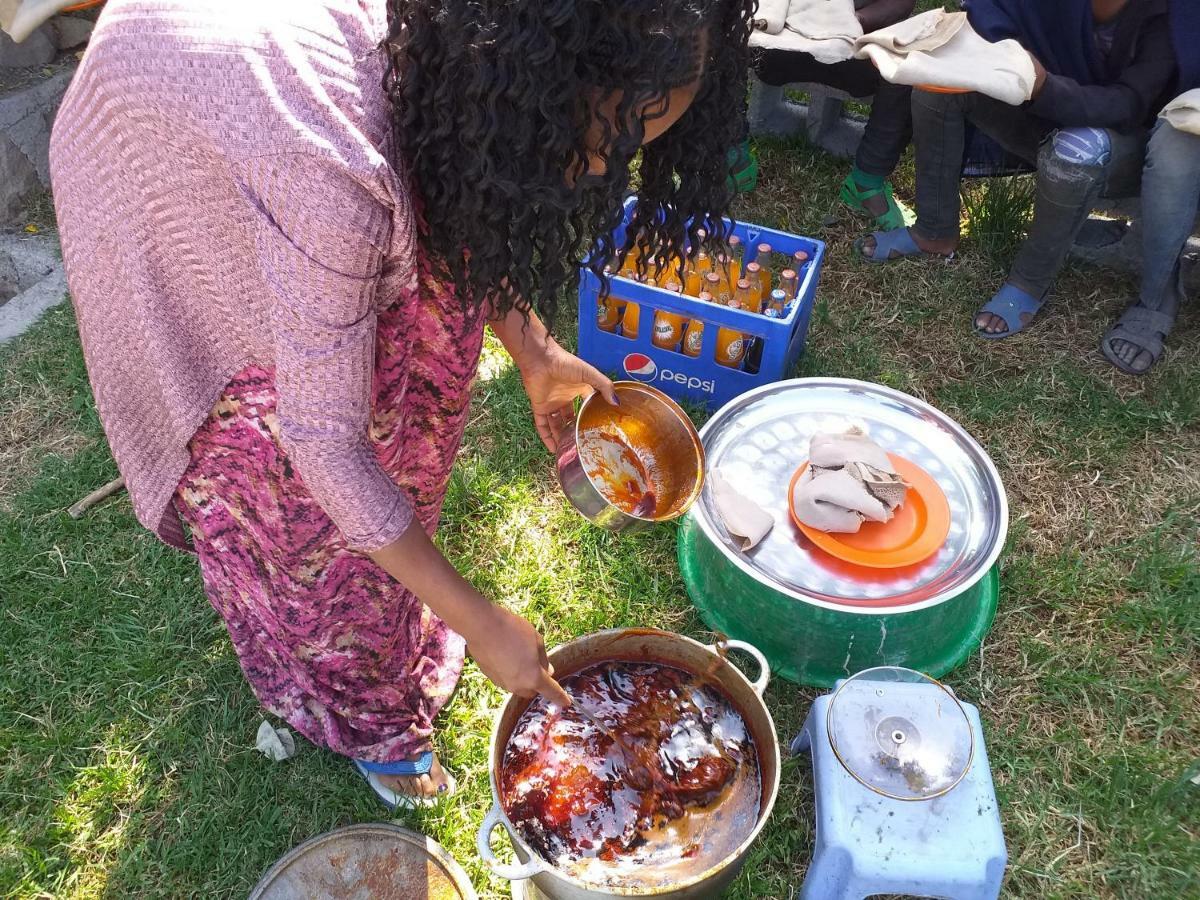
[692,378,1007,611]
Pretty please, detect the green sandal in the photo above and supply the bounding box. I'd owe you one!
[728,142,758,194]
[839,173,913,232]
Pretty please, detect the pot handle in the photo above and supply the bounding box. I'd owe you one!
[717,639,771,695]
[476,801,547,882]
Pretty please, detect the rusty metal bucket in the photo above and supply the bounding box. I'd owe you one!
[249,823,477,900]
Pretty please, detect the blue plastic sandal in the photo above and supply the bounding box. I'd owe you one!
[974,283,1045,339]
[855,228,952,264]
[353,751,457,811]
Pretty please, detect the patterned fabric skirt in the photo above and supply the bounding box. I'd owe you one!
[175,255,485,762]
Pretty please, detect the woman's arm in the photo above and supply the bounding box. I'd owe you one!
[246,155,569,705]
[855,0,917,34]
[490,302,619,452]
[369,526,570,705]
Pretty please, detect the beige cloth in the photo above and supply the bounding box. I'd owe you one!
[853,9,1036,106]
[0,0,76,42]
[1161,90,1200,137]
[750,0,862,65]
[711,470,775,551]
[793,428,909,534]
[754,0,790,36]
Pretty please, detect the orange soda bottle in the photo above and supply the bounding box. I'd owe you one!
[715,278,747,369]
[715,324,746,368]
[684,250,712,297]
[778,268,799,300]
[732,278,755,312]
[744,261,767,310]
[755,243,773,274]
[766,287,787,317]
[791,249,809,272]
[620,272,647,339]
[727,234,743,287]
[652,281,688,350]
[705,271,731,306]
[683,291,709,358]
[597,265,621,332]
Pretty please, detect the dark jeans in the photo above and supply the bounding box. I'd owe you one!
[756,50,913,177]
[911,89,1145,299]
[1140,120,1200,309]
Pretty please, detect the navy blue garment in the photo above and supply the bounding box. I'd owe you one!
[1170,0,1200,92]
[964,0,1102,83]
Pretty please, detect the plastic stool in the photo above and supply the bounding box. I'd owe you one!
[792,686,1007,900]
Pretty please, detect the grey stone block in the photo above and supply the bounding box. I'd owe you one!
[0,64,75,224]
[50,15,94,50]
[747,75,865,159]
[0,231,66,340]
[0,248,18,304]
[0,131,40,222]
[0,23,55,68]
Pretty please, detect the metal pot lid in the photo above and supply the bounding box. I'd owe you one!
[249,823,477,900]
[692,378,1007,611]
[826,667,974,801]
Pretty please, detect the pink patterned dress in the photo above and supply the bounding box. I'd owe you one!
[175,251,485,763]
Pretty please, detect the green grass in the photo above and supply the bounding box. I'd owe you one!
[2,134,1199,898]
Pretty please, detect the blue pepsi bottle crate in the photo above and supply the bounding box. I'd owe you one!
[577,202,825,411]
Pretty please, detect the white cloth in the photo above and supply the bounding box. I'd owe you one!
[0,0,76,42]
[793,428,909,534]
[255,720,297,762]
[1161,90,1200,137]
[711,470,775,551]
[853,10,1036,106]
[750,0,861,65]
[754,0,789,35]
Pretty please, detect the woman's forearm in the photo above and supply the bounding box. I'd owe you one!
[368,524,495,640]
[489,301,551,368]
[856,0,916,33]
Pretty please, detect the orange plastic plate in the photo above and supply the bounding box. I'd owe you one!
[915,84,972,94]
[788,455,951,569]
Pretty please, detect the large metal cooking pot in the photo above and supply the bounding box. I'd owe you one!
[556,382,705,533]
[677,378,1008,687]
[477,629,779,899]
[249,823,477,899]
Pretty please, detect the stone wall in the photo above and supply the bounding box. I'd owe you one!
[0,15,91,226]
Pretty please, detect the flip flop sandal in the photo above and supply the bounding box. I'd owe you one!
[1100,305,1174,375]
[854,227,954,264]
[728,142,758,194]
[353,751,458,811]
[839,174,914,232]
[974,283,1045,340]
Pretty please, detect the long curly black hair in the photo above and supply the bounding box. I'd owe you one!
[383,0,754,329]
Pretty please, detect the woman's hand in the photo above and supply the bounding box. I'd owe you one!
[488,302,618,453]
[467,604,572,707]
[368,522,569,706]
[517,338,619,453]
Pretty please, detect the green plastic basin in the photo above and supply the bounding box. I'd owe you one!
[678,512,1000,687]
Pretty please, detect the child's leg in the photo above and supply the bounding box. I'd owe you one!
[1008,128,1144,300]
[1104,121,1200,372]
[976,128,1145,336]
[911,89,1044,246]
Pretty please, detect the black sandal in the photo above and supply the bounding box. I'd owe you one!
[1100,304,1175,375]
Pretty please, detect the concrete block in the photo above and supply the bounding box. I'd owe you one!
[50,15,93,50]
[0,130,40,222]
[0,23,54,68]
[0,231,66,341]
[0,64,74,224]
